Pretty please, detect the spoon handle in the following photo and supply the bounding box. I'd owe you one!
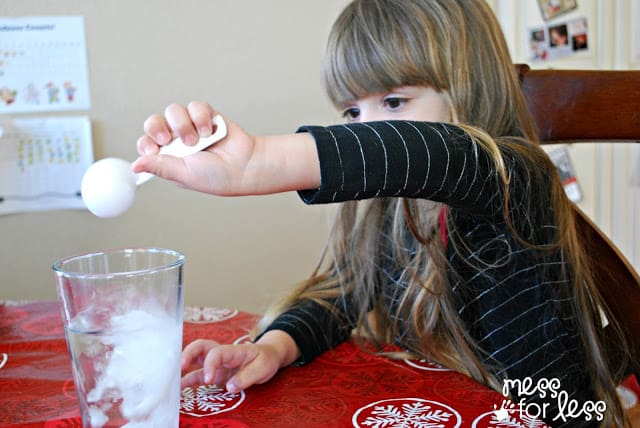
[136,115,228,186]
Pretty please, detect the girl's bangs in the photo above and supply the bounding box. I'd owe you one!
[323,25,421,108]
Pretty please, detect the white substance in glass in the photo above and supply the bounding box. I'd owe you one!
[68,309,181,427]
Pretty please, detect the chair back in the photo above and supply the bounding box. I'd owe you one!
[516,64,640,379]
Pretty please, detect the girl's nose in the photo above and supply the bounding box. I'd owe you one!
[358,110,386,123]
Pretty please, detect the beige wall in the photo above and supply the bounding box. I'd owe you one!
[1,0,348,313]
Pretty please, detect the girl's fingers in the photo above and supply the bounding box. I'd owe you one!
[143,114,173,145]
[202,345,258,385]
[187,101,216,137]
[227,353,277,393]
[165,103,199,145]
[181,339,219,369]
[180,368,206,389]
[181,343,278,394]
[136,135,161,156]
[131,153,187,183]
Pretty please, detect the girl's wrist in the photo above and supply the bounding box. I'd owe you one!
[255,329,300,368]
[253,133,319,194]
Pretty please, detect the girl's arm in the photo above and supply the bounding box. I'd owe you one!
[294,121,501,213]
[258,296,357,365]
[132,102,320,196]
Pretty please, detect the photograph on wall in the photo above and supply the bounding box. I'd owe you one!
[529,16,588,62]
[537,0,578,21]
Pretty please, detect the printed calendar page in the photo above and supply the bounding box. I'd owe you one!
[0,16,91,113]
[0,116,92,215]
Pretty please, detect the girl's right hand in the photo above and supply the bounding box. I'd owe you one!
[132,101,320,196]
[132,101,259,196]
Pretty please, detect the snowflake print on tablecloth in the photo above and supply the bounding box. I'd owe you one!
[353,398,461,428]
[184,306,238,323]
[0,299,33,306]
[404,358,451,372]
[233,334,252,345]
[180,384,245,417]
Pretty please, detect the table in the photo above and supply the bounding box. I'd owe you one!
[0,300,578,427]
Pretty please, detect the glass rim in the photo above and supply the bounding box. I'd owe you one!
[52,247,185,279]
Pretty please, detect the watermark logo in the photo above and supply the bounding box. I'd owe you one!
[493,399,518,421]
[496,377,606,423]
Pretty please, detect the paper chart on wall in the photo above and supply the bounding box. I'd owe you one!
[0,16,91,113]
[0,116,92,215]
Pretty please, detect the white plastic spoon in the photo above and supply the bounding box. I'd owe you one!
[81,115,227,218]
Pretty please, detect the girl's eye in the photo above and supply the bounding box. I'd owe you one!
[384,97,407,110]
[342,107,360,120]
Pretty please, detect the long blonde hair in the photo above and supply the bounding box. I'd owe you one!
[258,0,628,425]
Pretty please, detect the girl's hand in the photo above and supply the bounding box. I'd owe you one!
[180,331,299,393]
[132,101,258,196]
[132,101,320,196]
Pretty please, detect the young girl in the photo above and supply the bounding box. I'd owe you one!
[133,0,629,426]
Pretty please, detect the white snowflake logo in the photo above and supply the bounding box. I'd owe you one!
[488,413,547,428]
[353,398,461,428]
[490,399,549,428]
[180,384,245,416]
[471,403,549,428]
[493,399,517,421]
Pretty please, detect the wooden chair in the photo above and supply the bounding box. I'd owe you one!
[515,64,640,382]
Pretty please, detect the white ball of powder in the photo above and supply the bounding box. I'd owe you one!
[81,157,137,218]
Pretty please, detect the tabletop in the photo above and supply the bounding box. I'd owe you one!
[0,300,561,427]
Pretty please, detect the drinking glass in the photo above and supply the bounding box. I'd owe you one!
[53,248,184,427]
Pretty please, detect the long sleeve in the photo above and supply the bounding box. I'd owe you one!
[260,296,355,364]
[296,120,502,215]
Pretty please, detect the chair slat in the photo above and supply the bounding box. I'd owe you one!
[519,66,640,143]
[516,64,640,379]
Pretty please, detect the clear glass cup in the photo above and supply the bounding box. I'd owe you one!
[53,248,185,428]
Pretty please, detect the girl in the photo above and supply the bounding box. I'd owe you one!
[133,1,629,426]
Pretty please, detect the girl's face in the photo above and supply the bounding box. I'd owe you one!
[340,85,450,123]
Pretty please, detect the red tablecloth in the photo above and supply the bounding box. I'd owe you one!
[0,300,557,427]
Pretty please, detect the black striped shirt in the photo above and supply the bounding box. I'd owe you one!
[264,121,596,427]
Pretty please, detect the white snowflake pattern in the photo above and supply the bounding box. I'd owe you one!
[184,306,238,323]
[472,406,549,428]
[233,334,252,345]
[361,401,454,428]
[0,300,32,306]
[180,384,244,416]
[404,358,451,372]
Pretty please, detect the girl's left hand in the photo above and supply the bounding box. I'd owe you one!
[180,339,283,393]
